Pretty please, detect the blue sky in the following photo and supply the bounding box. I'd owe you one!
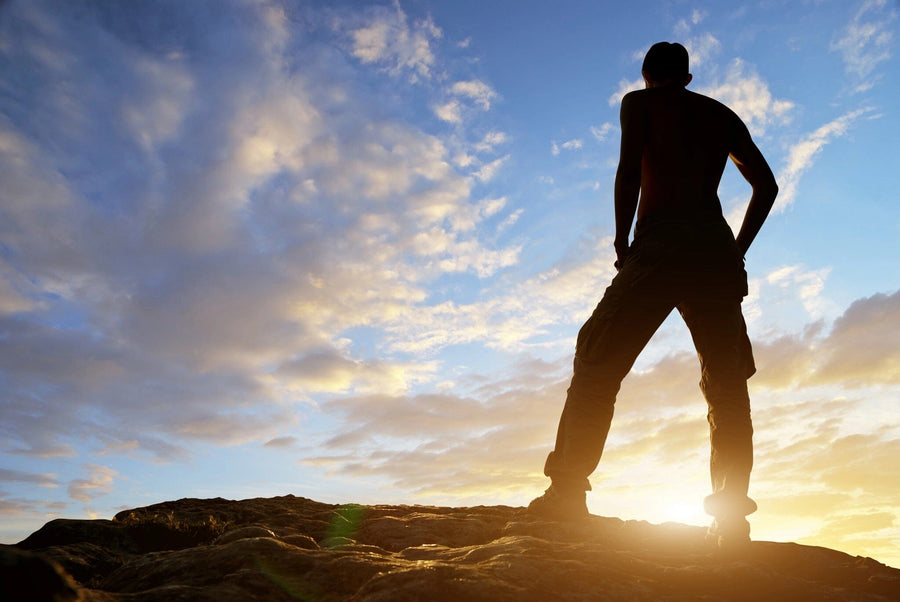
[1,0,898,568]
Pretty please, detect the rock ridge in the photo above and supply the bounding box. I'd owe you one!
[2,494,898,601]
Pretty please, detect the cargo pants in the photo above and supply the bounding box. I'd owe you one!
[544,217,757,520]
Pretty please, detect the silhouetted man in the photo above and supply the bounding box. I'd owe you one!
[528,42,778,550]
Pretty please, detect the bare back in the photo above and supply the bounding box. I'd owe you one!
[614,82,776,259]
[631,87,739,221]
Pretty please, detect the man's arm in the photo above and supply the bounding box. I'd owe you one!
[730,119,778,256]
[613,92,645,266]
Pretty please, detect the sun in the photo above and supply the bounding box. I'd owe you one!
[657,501,708,526]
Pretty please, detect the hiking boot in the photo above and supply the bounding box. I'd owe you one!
[706,517,751,553]
[526,484,589,521]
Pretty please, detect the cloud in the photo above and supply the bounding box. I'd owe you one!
[276,350,437,395]
[589,123,614,142]
[473,154,509,182]
[474,131,508,153]
[434,99,462,123]
[434,80,498,123]
[750,289,900,390]
[450,80,497,110]
[497,208,523,233]
[551,139,583,156]
[775,107,873,212]
[813,290,900,386]
[382,235,617,354]
[0,0,519,465]
[347,0,442,81]
[68,464,117,503]
[0,280,33,315]
[831,0,896,92]
[0,469,58,488]
[764,264,834,318]
[684,32,720,67]
[264,436,297,449]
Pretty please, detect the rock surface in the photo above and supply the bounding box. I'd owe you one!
[4,494,899,601]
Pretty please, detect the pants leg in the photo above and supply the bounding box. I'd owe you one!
[678,297,757,518]
[544,261,676,490]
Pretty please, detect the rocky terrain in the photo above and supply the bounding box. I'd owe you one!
[2,494,899,601]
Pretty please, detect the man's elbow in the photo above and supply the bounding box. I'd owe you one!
[755,175,778,203]
[767,179,779,201]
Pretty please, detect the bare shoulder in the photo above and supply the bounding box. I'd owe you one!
[620,89,649,110]
[686,89,748,142]
[686,90,740,121]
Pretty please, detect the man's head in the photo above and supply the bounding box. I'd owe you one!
[642,42,692,87]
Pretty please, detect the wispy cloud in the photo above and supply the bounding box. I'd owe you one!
[473,154,509,183]
[433,79,498,123]
[831,0,896,92]
[68,465,117,503]
[0,469,58,488]
[473,131,509,153]
[551,139,583,156]
[450,80,497,110]
[348,0,442,81]
[590,123,614,142]
[684,32,721,67]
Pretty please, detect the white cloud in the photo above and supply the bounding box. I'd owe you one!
[497,208,523,233]
[349,0,442,81]
[831,0,895,92]
[684,32,720,67]
[590,123,614,142]
[383,235,616,354]
[450,80,497,110]
[473,154,508,182]
[434,99,462,123]
[474,130,508,153]
[551,139,583,156]
[764,264,835,319]
[453,151,475,167]
[435,80,498,123]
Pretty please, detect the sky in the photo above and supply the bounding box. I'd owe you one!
[1,0,898,569]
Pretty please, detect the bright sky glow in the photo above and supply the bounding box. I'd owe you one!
[1,0,898,568]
